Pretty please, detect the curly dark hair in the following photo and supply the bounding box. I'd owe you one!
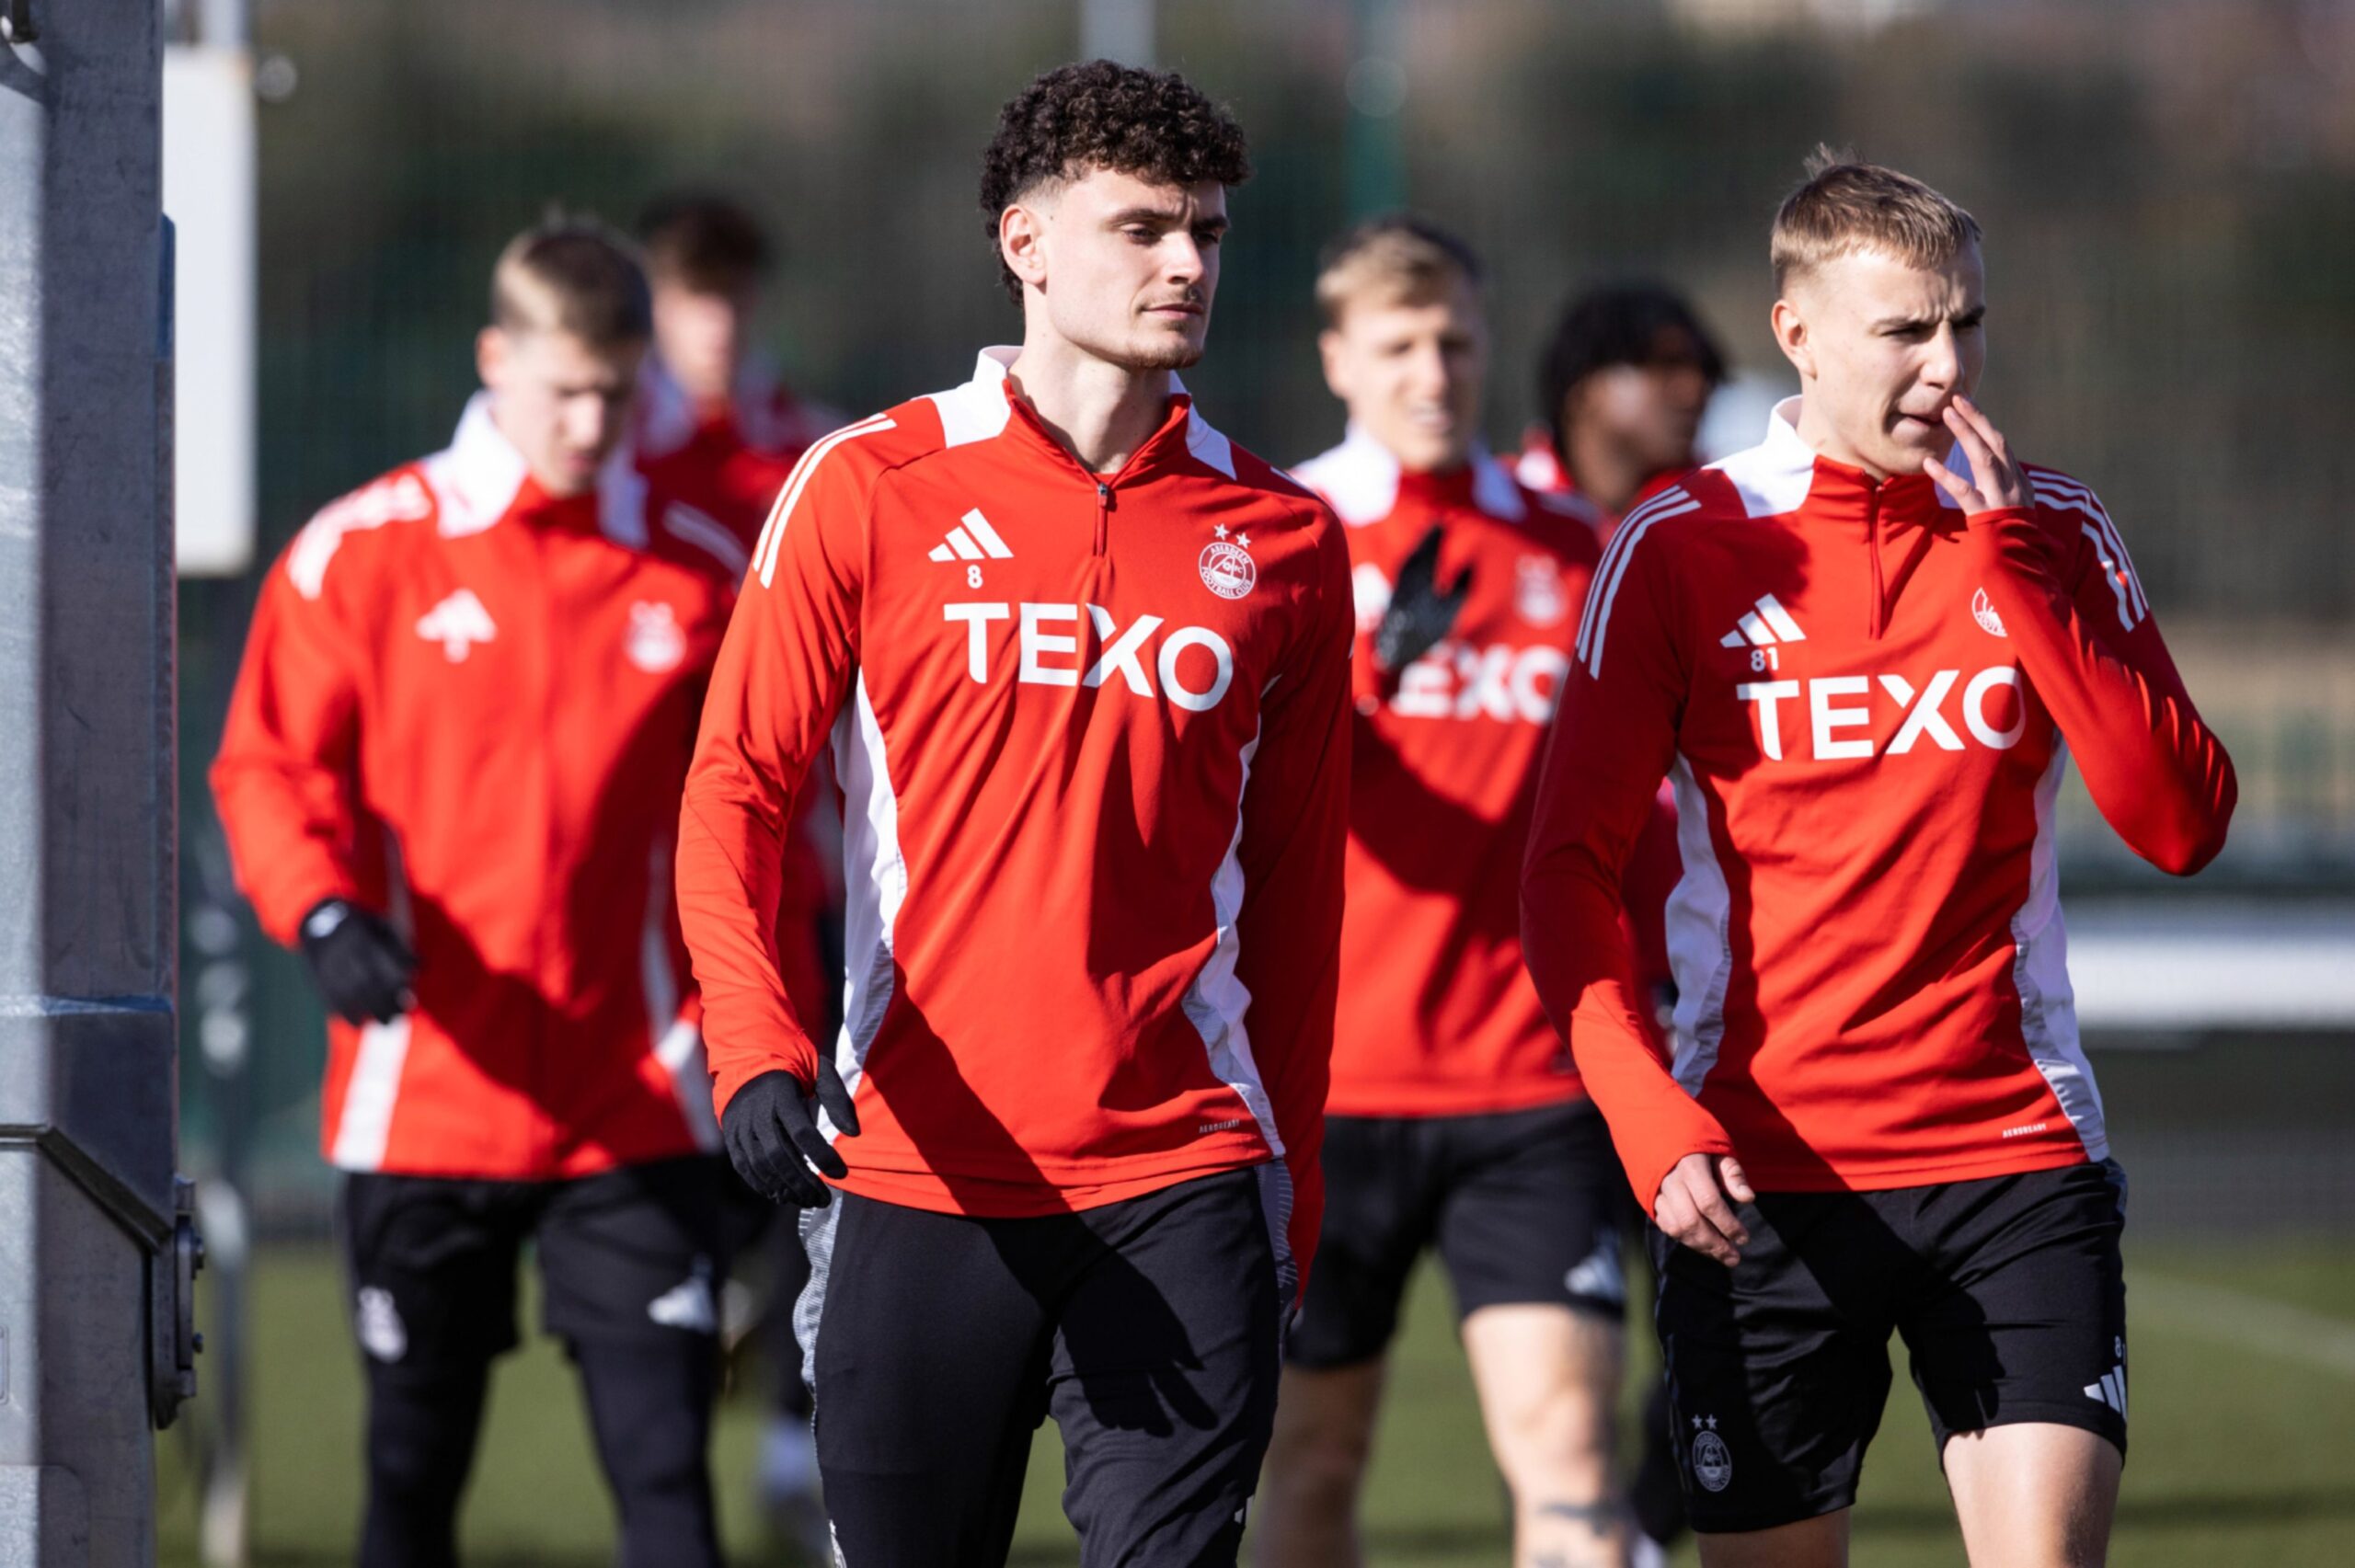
[979,60,1251,304]
[1537,282,1727,461]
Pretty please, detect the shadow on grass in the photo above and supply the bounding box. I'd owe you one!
[1852,1488,2355,1536]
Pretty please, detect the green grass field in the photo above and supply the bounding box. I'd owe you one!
[155,1238,2355,1566]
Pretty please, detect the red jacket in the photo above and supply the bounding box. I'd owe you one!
[1293,432,1608,1116]
[677,349,1353,1295]
[634,359,844,1037]
[1522,401,2235,1214]
[634,354,842,548]
[213,395,741,1179]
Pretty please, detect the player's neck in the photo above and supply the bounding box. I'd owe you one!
[1565,425,1647,516]
[1006,336,1178,475]
[1791,391,1890,482]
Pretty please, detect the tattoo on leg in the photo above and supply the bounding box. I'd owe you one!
[1538,1499,1615,1533]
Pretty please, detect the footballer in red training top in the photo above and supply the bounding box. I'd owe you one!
[1255,215,1642,1568]
[1522,154,2235,1565]
[675,63,1351,1567]
[213,220,741,1568]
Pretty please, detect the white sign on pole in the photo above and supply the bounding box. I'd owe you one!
[163,46,258,578]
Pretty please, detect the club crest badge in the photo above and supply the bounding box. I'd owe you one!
[1690,1414,1733,1493]
[1200,532,1258,601]
[626,601,687,672]
[1971,588,2008,638]
[1517,555,1568,626]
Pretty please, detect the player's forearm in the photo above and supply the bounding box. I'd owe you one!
[209,757,366,945]
[1523,848,1734,1215]
[677,784,821,1107]
[1970,509,2236,874]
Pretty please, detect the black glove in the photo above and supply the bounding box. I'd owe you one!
[1373,524,1471,676]
[298,898,417,1025]
[721,1059,861,1208]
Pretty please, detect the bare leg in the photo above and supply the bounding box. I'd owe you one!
[1943,1423,2120,1568]
[1461,1303,1630,1568]
[1253,1359,1386,1568]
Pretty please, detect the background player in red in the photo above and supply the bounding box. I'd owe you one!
[1522,153,2236,1567]
[211,219,741,1568]
[676,63,1352,1565]
[1257,217,1637,1568]
[1526,280,1735,1561]
[634,190,843,555]
[632,188,843,1550]
[1522,283,1726,531]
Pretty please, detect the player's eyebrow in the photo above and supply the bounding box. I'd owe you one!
[1872,303,1986,332]
[1109,206,1227,236]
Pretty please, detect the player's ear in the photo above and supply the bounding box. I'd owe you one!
[1769,296,1815,383]
[1316,326,1353,404]
[476,326,508,392]
[1000,200,1049,295]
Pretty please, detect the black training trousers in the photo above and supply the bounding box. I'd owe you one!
[798,1167,1286,1566]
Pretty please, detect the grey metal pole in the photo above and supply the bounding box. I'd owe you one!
[0,3,199,1565]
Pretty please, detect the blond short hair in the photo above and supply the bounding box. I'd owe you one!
[1770,146,1982,292]
[1314,213,1484,328]
[488,215,653,348]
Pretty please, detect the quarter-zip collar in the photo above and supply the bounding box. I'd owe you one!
[1714,396,1980,640]
[426,392,637,542]
[1309,421,1527,526]
[945,346,1238,486]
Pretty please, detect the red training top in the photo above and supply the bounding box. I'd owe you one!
[1522,401,2236,1214]
[676,349,1353,1297]
[1293,430,1607,1116]
[213,395,741,1179]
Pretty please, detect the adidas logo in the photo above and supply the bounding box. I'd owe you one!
[2084,1360,2127,1416]
[415,589,496,662]
[927,509,1015,563]
[648,1258,718,1334]
[1719,593,1807,650]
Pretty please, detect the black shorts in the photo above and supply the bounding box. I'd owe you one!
[1287,1099,1628,1370]
[339,1155,729,1379]
[1653,1159,2130,1534]
[798,1167,1285,1567]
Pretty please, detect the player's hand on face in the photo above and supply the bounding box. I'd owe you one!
[1373,524,1472,675]
[1923,396,2031,515]
[1654,1151,1755,1268]
[720,1058,861,1208]
[298,898,418,1025]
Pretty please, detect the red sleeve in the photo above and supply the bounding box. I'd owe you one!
[209,544,371,946]
[1618,785,1681,1056]
[1967,486,2235,876]
[1231,519,1354,1301]
[1522,524,1734,1217]
[677,438,872,1116]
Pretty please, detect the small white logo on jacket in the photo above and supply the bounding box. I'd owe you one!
[1200,525,1257,600]
[1718,593,1807,651]
[1517,555,1568,627]
[415,589,497,662]
[927,508,1016,563]
[1971,588,2009,637]
[626,601,687,672]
